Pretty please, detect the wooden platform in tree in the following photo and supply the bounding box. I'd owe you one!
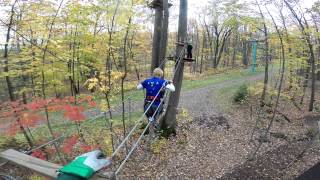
[148,0,162,8]
[0,149,113,180]
[148,0,172,8]
[167,56,175,60]
[183,57,196,62]
[167,56,195,62]
[175,42,186,46]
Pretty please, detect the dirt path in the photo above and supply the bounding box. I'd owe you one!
[179,72,266,116]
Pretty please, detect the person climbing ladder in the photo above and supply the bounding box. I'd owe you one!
[137,68,175,137]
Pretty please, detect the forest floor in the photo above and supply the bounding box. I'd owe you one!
[117,69,320,179]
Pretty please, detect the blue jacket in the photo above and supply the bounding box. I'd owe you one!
[141,77,167,106]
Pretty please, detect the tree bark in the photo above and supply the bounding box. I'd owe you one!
[121,12,132,146]
[232,33,238,67]
[3,0,18,101]
[215,29,231,68]
[200,30,206,74]
[242,41,248,67]
[212,24,221,68]
[159,0,169,70]
[151,1,163,73]
[256,0,269,107]
[162,0,188,136]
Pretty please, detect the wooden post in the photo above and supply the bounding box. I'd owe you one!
[162,0,188,136]
[151,0,163,73]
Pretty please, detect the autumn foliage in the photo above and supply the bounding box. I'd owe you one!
[0,95,96,136]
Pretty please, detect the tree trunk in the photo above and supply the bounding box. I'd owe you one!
[3,0,18,101]
[121,14,132,148]
[194,24,200,73]
[256,0,269,106]
[40,0,65,164]
[212,26,220,68]
[159,0,169,70]
[307,40,316,111]
[200,30,206,73]
[106,0,121,86]
[151,1,163,73]
[242,41,248,67]
[284,0,316,111]
[162,0,188,136]
[232,34,237,68]
[215,29,231,68]
[264,5,286,134]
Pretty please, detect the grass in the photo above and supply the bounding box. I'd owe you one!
[115,67,265,106]
[212,83,245,112]
[182,67,263,91]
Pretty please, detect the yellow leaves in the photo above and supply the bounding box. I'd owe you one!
[111,71,125,80]
[123,82,137,91]
[29,175,45,180]
[102,137,114,156]
[150,138,167,154]
[84,78,99,90]
[248,83,264,97]
[177,108,192,123]
[99,100,108,111]
[99,86,110,94]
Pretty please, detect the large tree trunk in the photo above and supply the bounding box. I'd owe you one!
[159,0,169,70]
[151,1,163,73]
[162,0,188,136]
